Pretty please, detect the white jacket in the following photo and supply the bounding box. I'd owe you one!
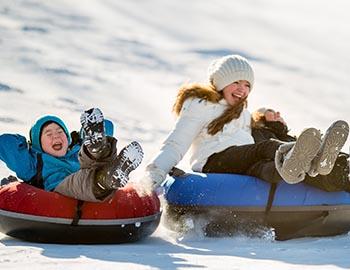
[146,98,254,186]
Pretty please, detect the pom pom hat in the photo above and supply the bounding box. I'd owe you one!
[208,55,254,91]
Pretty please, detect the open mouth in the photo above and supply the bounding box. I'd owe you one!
[232,93,243,99]
[52,143,63,151]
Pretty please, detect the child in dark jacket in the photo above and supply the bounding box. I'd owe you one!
[0,108,143,201]
[251,107,350,192]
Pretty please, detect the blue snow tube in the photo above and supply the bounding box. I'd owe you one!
[163,173,350,240]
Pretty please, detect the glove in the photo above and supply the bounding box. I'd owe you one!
[134,165,167,196]
[169,167,187,177]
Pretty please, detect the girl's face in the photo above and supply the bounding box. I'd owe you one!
[40,122,69,157]
[222,80,251,106]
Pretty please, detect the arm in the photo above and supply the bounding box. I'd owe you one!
[265,121,296,142]
[251,128,279,143]
[0,134,37,181]
[145,99,210,187]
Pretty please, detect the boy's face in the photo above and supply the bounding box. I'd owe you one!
[40,122,69,157]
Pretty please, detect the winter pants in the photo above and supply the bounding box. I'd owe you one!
[202,140,350,192]
[304,154,350,192]
[202,140,283,183]
[54,137,118,202]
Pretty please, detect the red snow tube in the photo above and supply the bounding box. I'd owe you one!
[0,182,161,244]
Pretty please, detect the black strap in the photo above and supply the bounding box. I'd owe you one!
[277,211,329,240]
[29,153,44,189]
[71,200,84,226]
[265,183,278,215]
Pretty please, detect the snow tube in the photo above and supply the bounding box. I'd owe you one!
[0,182,161,244]
[163,173,350,240]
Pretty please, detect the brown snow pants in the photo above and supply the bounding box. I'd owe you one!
[54,137,118,202]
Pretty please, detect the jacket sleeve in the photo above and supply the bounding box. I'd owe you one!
[0,134,37,181]
[145,99,209,186]
[265,121,296,142]
[252,122,296,143]
[251,128,277,143]
[242,109,252,133]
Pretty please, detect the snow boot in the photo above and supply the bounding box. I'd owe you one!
[80,108,107,153]
[96,141,144,190]
[276,128,322,184]
[308,120,349,176]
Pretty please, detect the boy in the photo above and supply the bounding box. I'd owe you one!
[0,108,143,201]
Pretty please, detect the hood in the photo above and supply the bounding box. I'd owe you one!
[29,115,71,153]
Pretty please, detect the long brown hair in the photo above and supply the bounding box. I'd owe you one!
[172,82,247,135]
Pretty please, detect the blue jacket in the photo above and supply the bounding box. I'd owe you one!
[0,115,114,191]
[0,133,81,190]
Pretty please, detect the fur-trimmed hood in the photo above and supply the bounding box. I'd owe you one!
[173,83,221,115]
[172,82,247,136]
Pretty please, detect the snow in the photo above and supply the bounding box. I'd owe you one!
[1,0,350,269]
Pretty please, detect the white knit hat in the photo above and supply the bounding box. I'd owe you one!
[208,55,254,91]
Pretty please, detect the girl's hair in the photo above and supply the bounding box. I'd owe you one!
[172,82,247,135]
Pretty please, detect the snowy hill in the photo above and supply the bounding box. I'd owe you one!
[1,0,350,269]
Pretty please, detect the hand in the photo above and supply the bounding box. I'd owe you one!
[133,175,155,196]
[276,115,286,126]
[265,110,287,125]
[134,169,166,196]
[169,167,187,177]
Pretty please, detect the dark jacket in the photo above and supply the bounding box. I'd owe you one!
[252,121,295,143]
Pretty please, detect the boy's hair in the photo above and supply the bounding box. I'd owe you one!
[29,115,71,152]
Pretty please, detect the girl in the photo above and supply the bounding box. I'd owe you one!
[143,55,349,190]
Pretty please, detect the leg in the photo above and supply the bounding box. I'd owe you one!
[54,168,111,202]
[54,137,119,202]
[203,140,282,174]
[304,154,350,192]
[246,160,282,184]
[204,129,322,184]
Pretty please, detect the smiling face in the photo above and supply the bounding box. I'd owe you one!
[40,122,69,157]
[222,80,251,106]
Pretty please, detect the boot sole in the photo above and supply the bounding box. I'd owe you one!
[112,141,144,187]
[281,128,322,184]
[313,120,349,175]
[80,108,105,148]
